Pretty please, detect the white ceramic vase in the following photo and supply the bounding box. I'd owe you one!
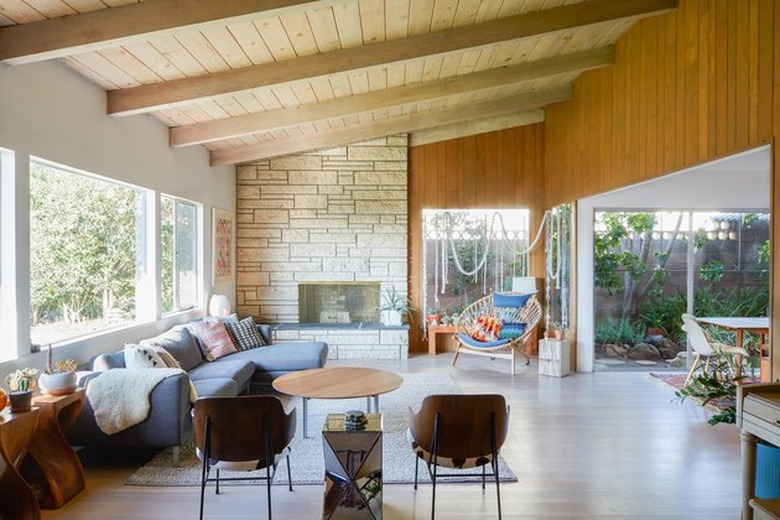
[38,371,77,396]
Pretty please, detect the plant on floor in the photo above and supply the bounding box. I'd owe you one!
[674,356,742,426]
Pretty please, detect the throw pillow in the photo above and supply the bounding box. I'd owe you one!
[140,326,202,371]
[470,312,502,342]
[150,346,181,369]
[124,343,165,369]
[189,317,239,361]
[224,317,267,351]
[498,322,526,340]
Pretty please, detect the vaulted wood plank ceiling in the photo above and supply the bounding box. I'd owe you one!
[0,0,676,165]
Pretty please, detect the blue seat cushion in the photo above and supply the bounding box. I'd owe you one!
[188,360,254,390]
[192,378,239,398]
[457,333,509,349]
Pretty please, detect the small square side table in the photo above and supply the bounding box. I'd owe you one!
[538,339,571,377]
[322,413,383,519]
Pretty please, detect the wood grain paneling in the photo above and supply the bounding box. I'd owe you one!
[544,0,778,376]
[544,0,773,206]
[408,124,545,352]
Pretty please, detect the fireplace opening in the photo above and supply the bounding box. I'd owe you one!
[298,282,381,324]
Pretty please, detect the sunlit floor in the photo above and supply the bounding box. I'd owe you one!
[43,353,741,519]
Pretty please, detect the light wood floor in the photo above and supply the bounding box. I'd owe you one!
[42,354,741,519]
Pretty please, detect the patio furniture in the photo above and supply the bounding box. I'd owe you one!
[681,313,749,386]
[451,292,542,374]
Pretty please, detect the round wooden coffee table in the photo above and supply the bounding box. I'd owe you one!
[272,367,403,437]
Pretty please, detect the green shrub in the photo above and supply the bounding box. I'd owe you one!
[594,318,646,346]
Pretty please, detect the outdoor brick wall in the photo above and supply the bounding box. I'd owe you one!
[235,135,409,358]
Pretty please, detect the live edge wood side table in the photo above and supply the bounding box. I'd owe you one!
[20,389,86,509]
[0,407,41,520]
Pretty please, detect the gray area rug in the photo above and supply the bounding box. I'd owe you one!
[126,372,518,486]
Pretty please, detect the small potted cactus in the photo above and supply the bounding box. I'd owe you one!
[5,367,38,412]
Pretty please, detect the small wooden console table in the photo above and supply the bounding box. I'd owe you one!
[0,407,41,520]
[428,325,455,355]
[21,389,86,509]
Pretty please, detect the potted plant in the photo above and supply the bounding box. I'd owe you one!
[425,308,442,326]
[39,345,78,396]
[379,286,414,326]
[5,367,38,412]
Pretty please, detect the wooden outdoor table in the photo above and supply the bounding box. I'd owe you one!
[0,407,41,520]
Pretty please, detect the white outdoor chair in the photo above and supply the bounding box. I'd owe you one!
[681,313,748,386]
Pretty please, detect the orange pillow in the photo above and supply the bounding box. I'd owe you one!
[470,312,503,342]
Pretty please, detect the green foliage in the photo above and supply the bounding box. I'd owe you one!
[594,318,646,346]
[674,357,742,425]
[29,163,138,325]
[757,239,770,267]
[699,260,724,282]
[594,212,657,295]
[639,292,687,342]
[693,228,709,251]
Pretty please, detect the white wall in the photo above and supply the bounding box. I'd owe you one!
[576,146,771,372]
[0,61,235,373]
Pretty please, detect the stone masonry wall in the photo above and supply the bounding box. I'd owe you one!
[235,136,409,358]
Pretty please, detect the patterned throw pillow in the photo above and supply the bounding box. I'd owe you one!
[470,311,503,342]
[189,317,239,361]
[124,343,165,369]
[149,346,181,368]
[498,322,526,340]
[225,317,267,351]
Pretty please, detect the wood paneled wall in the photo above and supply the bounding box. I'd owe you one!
[544,0,779,376]
[407,124,545,352]
[545,0,774,206]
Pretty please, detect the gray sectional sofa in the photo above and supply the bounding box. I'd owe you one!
[66,322,328,452]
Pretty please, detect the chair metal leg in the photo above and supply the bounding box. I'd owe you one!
[493,457,502,520]
[200,420,211,520]
[286,454,293,492]
[491,414,502,520]
[414,455,419,490]
[215,468,220,495]
[482,463,486,489]
[266,461,272,519]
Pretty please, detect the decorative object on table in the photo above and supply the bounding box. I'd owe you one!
[207,293,231,317]
[211,207,235,285]
[39,345,78,396]
[344,410,367,430]
[323,412,383,519]
[5,367,38,412]
[379,285,414,326]
[425,308,442,326]
[0,388,6,411]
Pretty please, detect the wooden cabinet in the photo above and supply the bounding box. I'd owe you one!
[738,383,780,520]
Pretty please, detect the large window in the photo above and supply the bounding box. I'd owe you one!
[29,160,147,346]
[422,209,530,319]
[161,195,198,313]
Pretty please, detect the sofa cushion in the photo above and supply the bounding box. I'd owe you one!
[191,378,239,398]
[226,342,328,374]
[140,327,203,371]
[91,351,126,371]
[189,318,238,361]
[188,359,254,390]
[225,317,267,350]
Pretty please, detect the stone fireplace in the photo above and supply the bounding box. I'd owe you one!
[235,136,409,359]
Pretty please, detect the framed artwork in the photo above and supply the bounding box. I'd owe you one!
[212,208,235,285]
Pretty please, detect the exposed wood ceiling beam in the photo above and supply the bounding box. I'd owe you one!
[108,0,675,116]
[409,111,546,147]
[171,47,612,147]
[0,0,342,65]
[210,86,572,166]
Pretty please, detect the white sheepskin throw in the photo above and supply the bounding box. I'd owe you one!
[86,368,187,435]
